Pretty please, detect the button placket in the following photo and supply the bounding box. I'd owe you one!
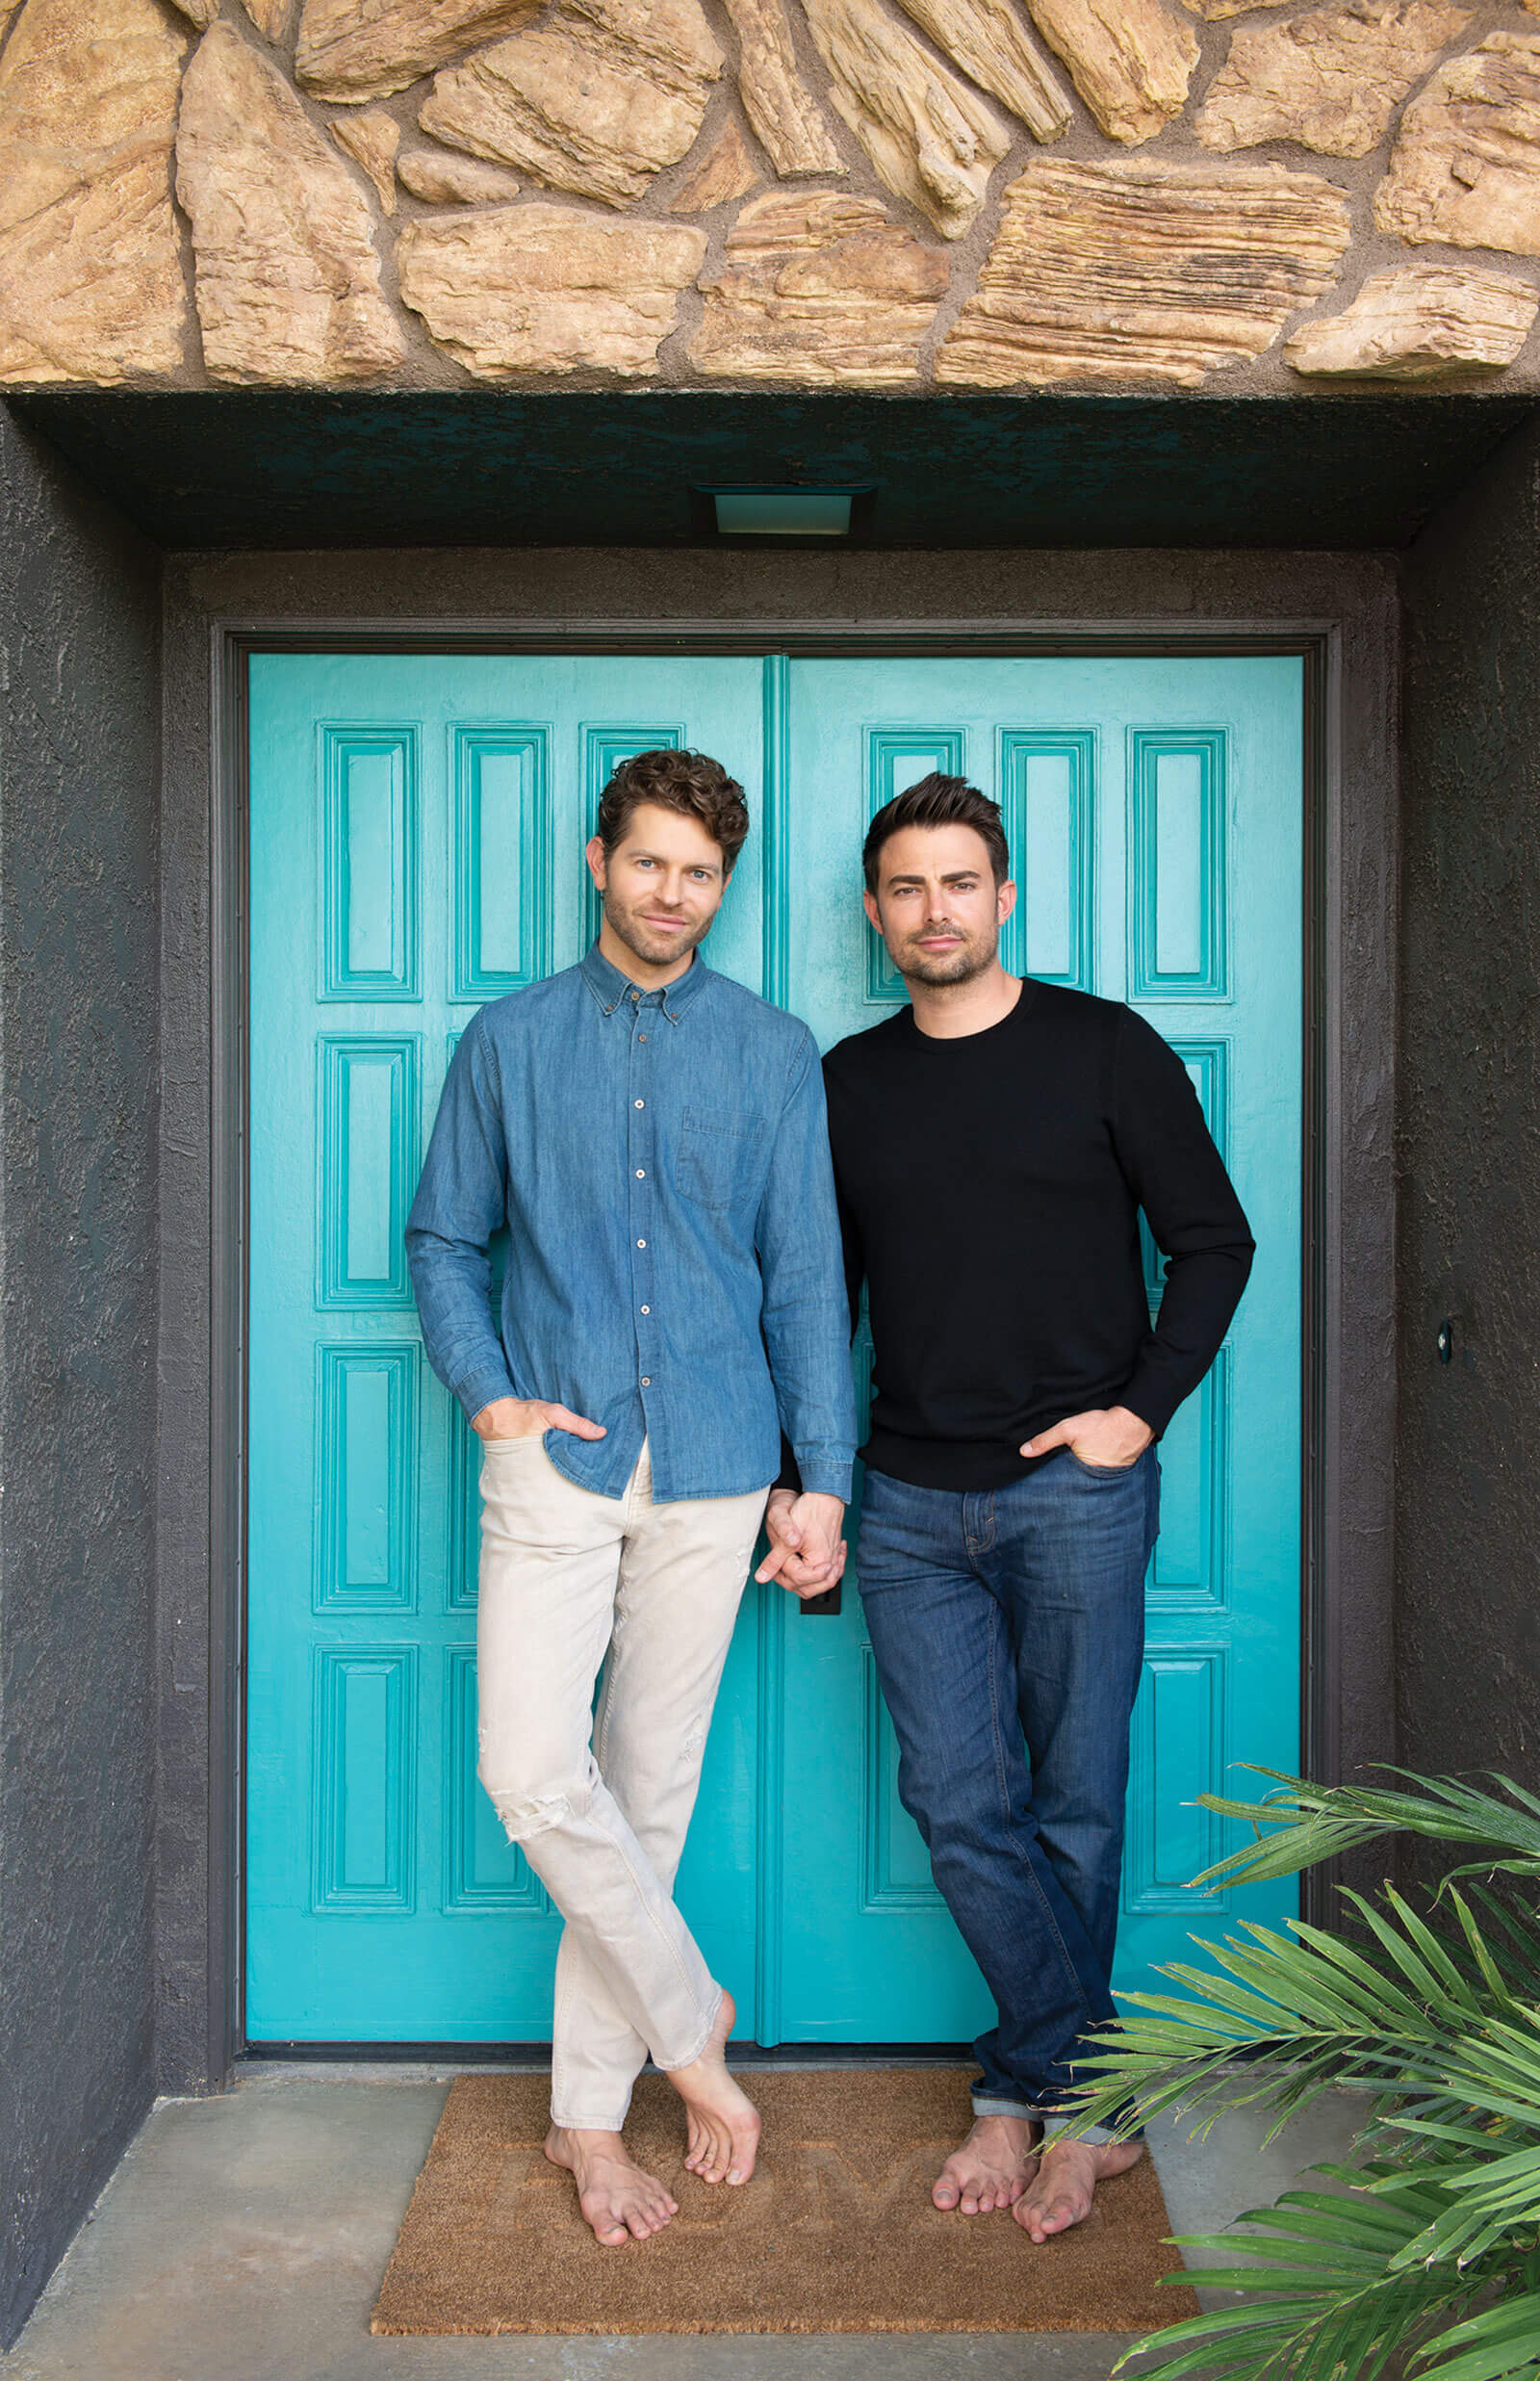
[628,999,657,1406]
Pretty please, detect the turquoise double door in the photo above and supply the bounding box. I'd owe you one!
[246,651,1301,2043]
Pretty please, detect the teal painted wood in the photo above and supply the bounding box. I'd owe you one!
[778,657,1300,2029]
[246,650,1300,2043]
[247,655,765,2040]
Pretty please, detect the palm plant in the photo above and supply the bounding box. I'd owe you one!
[1065,1770,1540,2381]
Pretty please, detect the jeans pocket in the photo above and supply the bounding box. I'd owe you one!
[675,1104,767,1209]
[1065,1446,1147,1480]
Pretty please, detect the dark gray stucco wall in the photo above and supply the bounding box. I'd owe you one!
[1399,422,1540,1810]
[157,545,1400,2090]
[0,410,161,2347]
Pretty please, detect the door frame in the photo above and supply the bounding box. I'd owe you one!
[184,595,1394,2081]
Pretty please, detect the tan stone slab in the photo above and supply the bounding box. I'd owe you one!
[1197,0,1470,161]
[332,107,399,211]
[1022,0,1196,143]
[295,0,544,104]
[802,0,1011,238]
[668,115,761,209]
[398,144,523,202]
[240,0,293,39]
[723,0,845,174]
[167,0,217,26]
[1375,31,1540,252]
[692,186,947,378]
[936,155,1350,385]
[1184,0,1288,13]
[1285,261,1538,374]
[419,0,722,209]
[0,0,188,382]
[891,0,1071,139]
[398,203,706,375]
[177,21,405,382]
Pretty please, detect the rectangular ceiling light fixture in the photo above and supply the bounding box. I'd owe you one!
[709,487,869,536]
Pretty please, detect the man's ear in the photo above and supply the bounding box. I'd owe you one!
[995,877,1018,925]
[862,888,883,934]
[583,834,607,890]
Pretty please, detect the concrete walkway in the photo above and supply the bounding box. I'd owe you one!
[3,2066,1366,2381]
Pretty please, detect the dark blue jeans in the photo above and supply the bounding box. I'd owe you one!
[857,1449,1159,2124]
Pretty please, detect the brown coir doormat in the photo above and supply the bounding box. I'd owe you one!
[372,2068,1197,2336]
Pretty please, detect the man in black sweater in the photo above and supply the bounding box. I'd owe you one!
[764,775,1253,2243]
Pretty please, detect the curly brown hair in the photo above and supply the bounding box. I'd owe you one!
[594,748,750,874]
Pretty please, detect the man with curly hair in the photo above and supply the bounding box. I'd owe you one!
[407,750,856,2247]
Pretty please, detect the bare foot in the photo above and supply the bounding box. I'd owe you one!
[1012,2135,1144,2243]
[665,1988,761,2187]
[544,2125,679,2246]
[932,2114,1042,2213]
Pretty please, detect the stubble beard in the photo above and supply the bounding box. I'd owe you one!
[895,924,998,988]
[602,888,711,970]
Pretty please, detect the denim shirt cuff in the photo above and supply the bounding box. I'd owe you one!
[793,1456,854,1504]
[453,1363,518,1424]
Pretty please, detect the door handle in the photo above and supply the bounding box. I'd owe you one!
[799,1585,841,1617]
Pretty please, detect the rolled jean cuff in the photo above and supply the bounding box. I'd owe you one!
[1042,2115,1144,2146]
[650,1981,723,2077]
[970,2093,1042,2120]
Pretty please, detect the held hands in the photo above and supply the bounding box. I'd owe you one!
[756,1488,847,1599]
[1021,1405,1153,1467]
[471,1396,606,1443]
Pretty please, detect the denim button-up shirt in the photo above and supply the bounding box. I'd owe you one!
[405,944,857,1505]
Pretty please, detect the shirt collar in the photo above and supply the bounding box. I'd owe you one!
[579,942,713,1025]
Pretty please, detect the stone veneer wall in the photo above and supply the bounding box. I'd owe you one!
[11,0,1540,394]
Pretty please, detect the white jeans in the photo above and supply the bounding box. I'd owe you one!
[475,1434,769,2132]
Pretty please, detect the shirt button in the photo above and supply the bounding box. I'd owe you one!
[636,1238,646,1249]
[629,989,639,1002]
[640,1305,650,1315]
[634,1099,644,1108]
[640,1376,651,1387]
[635,1168,645,1178]
[637,1034,648,1044]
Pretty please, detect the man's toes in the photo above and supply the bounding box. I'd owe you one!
[933,2179,961,2210]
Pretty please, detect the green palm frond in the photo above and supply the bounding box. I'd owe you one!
[1113,2165,1480,2381]
[1417,2284,1540,2381]
[1078,1769,1540,2380]
[1065,1883,1540,2141]
[1188,1769,1540,1893]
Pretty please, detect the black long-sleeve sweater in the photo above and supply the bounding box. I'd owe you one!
[822,978,1254,1493]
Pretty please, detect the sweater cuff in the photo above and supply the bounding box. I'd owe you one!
[453,1362,518,1425]
[1116,1365,1179,1442]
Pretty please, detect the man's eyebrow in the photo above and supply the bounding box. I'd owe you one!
[885,868,981,886]
[630,846,721,871]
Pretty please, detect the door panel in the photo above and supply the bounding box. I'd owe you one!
[775,658,1299,2026]
[246,649,1300,2042]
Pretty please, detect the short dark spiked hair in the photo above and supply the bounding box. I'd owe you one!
[862,773,1011,893]
[595,748,750,874]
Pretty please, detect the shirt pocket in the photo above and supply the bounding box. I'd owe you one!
[676,1104,768,1211]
